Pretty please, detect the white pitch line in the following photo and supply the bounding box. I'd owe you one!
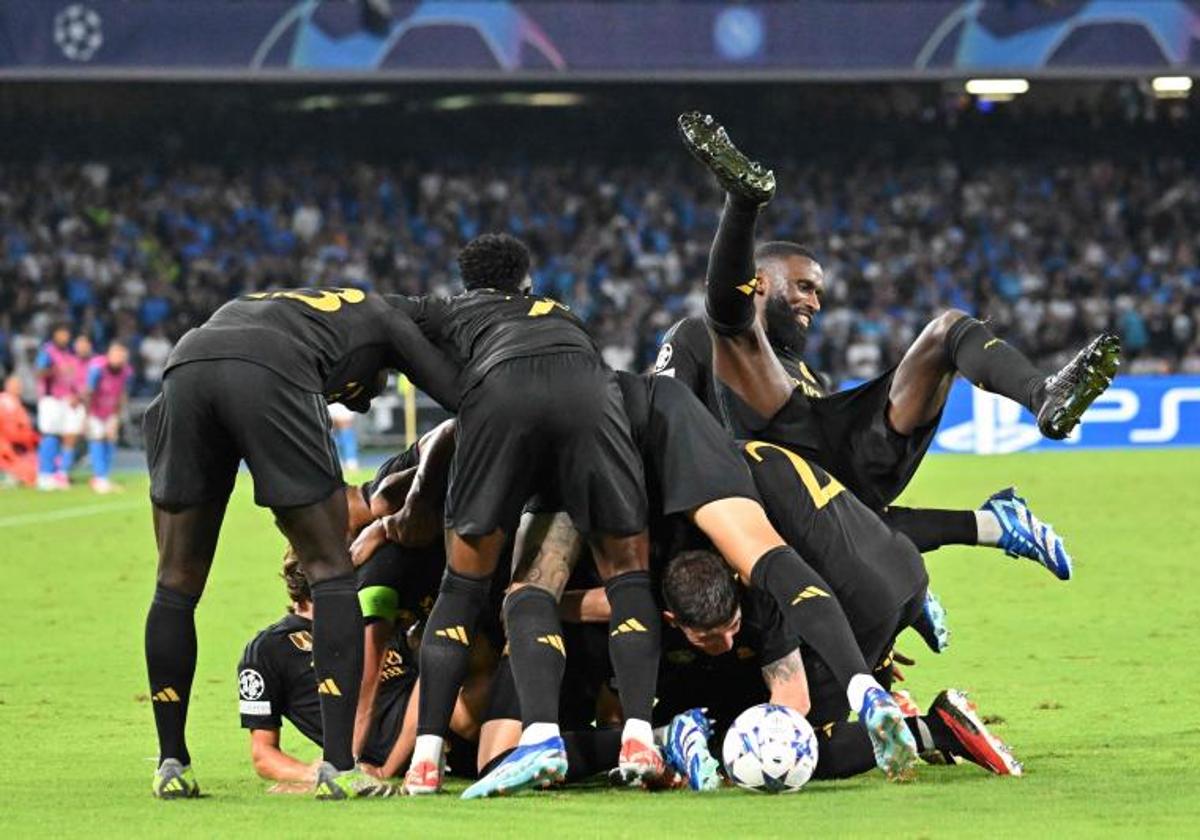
[0,499,145,529]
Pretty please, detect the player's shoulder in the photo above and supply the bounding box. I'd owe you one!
[241,614,311,663]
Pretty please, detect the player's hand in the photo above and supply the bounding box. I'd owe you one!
[382,498,441,548]
[349,520,387,567]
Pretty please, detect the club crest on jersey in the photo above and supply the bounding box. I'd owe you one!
[654,342,674,373]
[239,668,266,700]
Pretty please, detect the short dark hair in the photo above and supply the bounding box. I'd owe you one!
[754,241,820,267]
[281,547,311,609]
[457,233,531,292]
[662,550,739,630]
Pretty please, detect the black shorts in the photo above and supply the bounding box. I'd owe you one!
[618,373,760,520]
[145,359,342,509]
[758,367,942,512]
[446,353,646,537]
[804,586,927,725]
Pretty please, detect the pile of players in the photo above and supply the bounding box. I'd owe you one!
[143,113,1119,800]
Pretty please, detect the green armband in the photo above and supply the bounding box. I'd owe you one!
[358,585,399,623]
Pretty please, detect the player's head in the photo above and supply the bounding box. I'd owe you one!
[73,334,93,358]
[106,341,129,369]
[51,322,71,347]
[457,233,532,293]
[754,242,824,353]
[281,547,311,611]
[663,550,743,656]
[3,375,21,397]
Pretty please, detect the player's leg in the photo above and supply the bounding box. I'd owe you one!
[35,396,62,490]
[943,311,1120,439]
[407,528,502,792]
[463,512,580,799]
[146,498,227,798]
[679,111,794,419]
[691,498,918,779]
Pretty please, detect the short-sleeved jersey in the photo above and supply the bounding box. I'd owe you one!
[166,288,459,411]
[397,289,597,392]
[237,613,415,746]
[654,315,827,425]
[740,440,927,631]
[37,343,82,399]
[85,359,132,419]
[656,586,796,723]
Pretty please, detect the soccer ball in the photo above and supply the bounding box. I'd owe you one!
[722,703,818,793]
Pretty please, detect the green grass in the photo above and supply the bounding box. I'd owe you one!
[2,450,1199,837]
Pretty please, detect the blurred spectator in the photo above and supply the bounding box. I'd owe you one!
[138,325,173,396]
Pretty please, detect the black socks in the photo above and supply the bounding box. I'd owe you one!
[881,507,978,552]
[749,546,869,687]
[145,584,200,766]
[503,587,567,727]
[310,573,364,771]
[604,571,661,723]
[945,317,1046,414]
[705,193,762,332]
[417,567,491,737]
[811,721,878,780]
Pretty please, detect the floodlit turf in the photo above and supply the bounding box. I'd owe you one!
[2,450,1199,838]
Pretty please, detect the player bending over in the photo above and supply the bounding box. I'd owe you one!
[393,234,662,795]
[143,286,460,800]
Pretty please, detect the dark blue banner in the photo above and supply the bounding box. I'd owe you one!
[928,375,1200,454]
[3,1,1199,76]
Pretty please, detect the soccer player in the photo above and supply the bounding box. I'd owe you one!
[394,234,662,795]
[238,555,417,792]
[34,323,81,490]
[674,111,1118,561]
[659,549,1022,788]
[458,371,920,796]
[143,286,461,800]
[84,341,132,494]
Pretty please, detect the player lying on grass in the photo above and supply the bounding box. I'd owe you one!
[674,110,1118,563]
[238,554,485,791]
[144,286,461,800]
[657,549,1022,790]
[391,234,663,795]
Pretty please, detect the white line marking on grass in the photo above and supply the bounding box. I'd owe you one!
[0,500,145,529]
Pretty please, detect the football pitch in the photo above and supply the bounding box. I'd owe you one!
[2,449,1198,838]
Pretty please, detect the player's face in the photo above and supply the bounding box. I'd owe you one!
[73,336,93,357]
[758,255,824,350]
[680,609,743,656]
[52,327,70,347]
[107,345,129,368]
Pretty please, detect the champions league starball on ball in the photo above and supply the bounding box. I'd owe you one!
[722,703,819,793]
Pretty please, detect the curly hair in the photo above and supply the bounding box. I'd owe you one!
[662,550,739,630]
[457,233,531,292]
[281,546,311,610]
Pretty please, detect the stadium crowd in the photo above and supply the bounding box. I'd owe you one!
[2,113,1198,406]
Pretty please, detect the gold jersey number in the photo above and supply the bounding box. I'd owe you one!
[744,440,845,510]
[246,288,366,313]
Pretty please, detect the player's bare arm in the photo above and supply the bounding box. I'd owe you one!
[761,649,811,716]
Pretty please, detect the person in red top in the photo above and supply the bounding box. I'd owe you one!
[0,375,39,487]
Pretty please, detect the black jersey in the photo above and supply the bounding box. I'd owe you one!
[740,440,927,633]
[166,288,460,412]
[656,316,827,405]
[396,289,597,392]
[237,613,415,747]
[356,541,446,637]
[655,586,796,725]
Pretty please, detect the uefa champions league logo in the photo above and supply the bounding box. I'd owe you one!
[54,4,103,62]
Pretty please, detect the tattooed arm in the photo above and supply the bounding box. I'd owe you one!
[761,649,811,716]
